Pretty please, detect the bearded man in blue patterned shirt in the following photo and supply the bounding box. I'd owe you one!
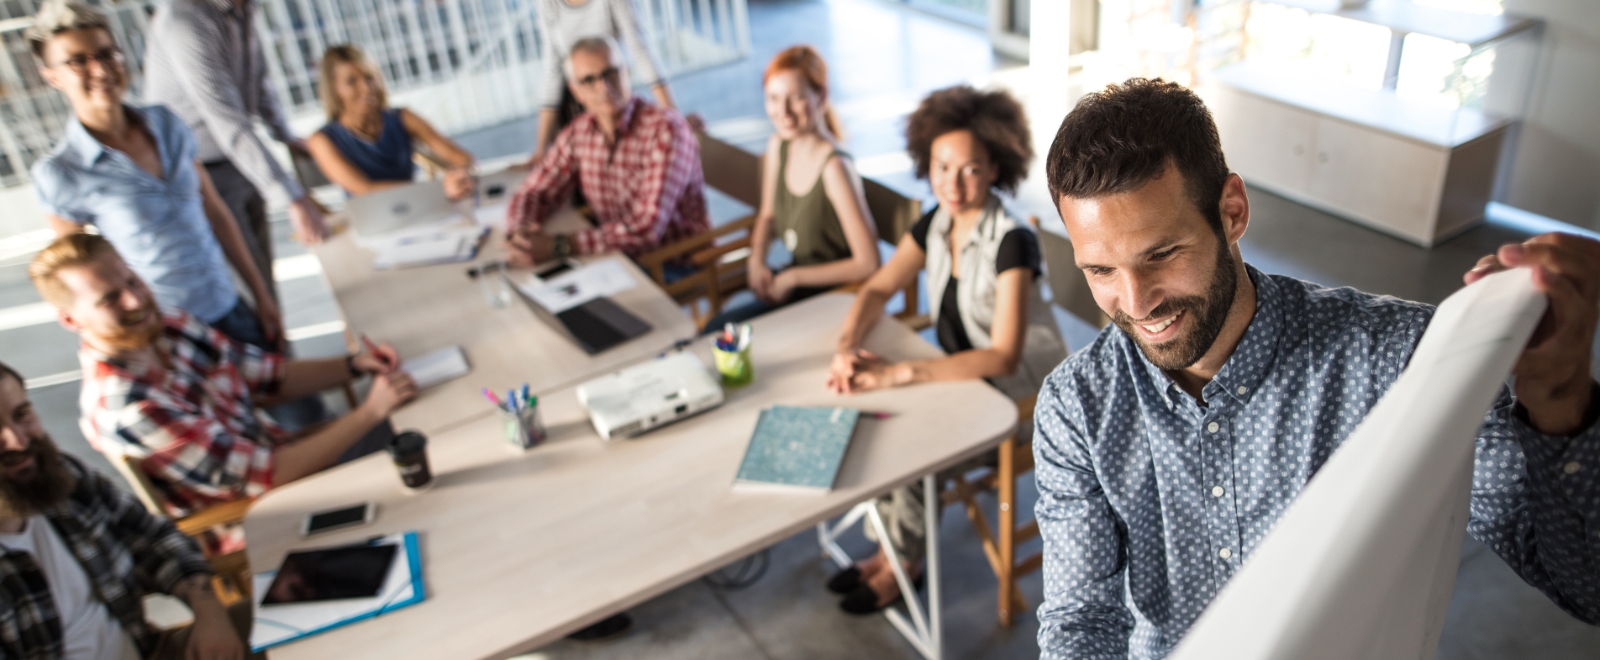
[1033,78,1600,660]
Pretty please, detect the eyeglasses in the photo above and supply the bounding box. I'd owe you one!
[53,47,124,75]
[574,66,621,87]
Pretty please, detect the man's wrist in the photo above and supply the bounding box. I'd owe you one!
[345,355,364,379]
[1520,380,1600,437]
[552,233,574,259]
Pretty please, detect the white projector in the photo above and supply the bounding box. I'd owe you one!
[576,352,724,439]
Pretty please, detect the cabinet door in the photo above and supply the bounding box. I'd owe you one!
[1308,119,1448,245]
[1209,86,1317,195]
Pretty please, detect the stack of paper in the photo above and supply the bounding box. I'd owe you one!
[401,346,470,390]
[359,223,488,269]
[511,259,637,312]
[250,531,425,651]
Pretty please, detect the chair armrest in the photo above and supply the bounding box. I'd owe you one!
[175,498,254,537]
[636,215,757,272]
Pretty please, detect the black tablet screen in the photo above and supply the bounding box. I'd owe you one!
[261,543,399,605]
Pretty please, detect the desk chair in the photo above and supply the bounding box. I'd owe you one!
[1033,217,1110,329]
[856,178,925,328]
[637,131,763,328]
[110,456,254,606]
[940,394,1039,626]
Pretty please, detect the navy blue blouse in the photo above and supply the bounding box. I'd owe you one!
[319,108,415,190]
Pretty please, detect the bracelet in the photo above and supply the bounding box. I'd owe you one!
[345,354,364,378]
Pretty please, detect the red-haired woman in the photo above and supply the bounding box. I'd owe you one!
[704,45,880,329]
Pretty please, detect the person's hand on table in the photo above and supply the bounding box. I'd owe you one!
[444,168,476,201]
[289,196,330,245]
[506,226,555,266]
[748,261,774,302]
[181,583,244,660]
[827,348,908,394]
[363,371,418,417]
[354,335,402,375]
[1464,232,1600,436]
[765,270,797,305]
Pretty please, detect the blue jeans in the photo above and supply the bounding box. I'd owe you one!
[207,300,331,431]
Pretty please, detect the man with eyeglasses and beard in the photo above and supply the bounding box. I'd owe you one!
[0,360,249,659]
[1032,79,1600,660]
[28,233,417,534]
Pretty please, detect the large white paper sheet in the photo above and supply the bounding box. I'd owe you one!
[1168,269,1547,660]
[401,345,470,390]
[512,259,636,313]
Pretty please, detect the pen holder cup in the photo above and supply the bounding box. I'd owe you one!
[500,405,546,450]
[712,345,755,388]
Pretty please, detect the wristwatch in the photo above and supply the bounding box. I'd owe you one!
[345,354,364,378]
[552,233,574,259]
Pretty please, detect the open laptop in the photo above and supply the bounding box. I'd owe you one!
[346,181,460,238]
[508,261,652,355]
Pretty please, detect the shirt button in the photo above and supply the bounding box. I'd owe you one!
[1212,486,1224,497]
[1237,385,1247,395]
[1564,461,1582,475]
[1219,547,1233,559]
[1207,422,1220,433]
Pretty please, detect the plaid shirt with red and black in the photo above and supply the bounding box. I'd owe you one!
[78,310,287,518]
[506,97,710,256]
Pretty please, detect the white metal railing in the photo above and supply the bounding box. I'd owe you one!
[0,0,748,188]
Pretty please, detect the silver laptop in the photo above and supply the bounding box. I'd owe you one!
[346,181,460,238]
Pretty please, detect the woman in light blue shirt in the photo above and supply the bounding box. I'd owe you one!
[28,2,282,350]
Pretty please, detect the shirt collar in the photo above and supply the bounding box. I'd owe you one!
[1135,264,1283,410]
[62,116,109,169]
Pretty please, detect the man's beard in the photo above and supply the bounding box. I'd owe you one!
[101,301,164,352]
[0,434,76,519]
[1113,239,1239,371]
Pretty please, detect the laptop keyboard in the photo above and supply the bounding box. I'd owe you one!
[558,307,626,352]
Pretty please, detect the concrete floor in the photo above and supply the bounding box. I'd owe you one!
[1,0,1598,657]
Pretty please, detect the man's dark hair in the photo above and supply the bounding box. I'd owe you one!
[0,361,21,389]
[1046,78,1230,234]
[905,85,1032,195]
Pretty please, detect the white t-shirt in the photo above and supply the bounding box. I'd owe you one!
[0,516,141,660]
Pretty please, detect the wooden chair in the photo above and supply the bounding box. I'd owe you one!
[636,131,763,328]
[940,394,1040,626]
[1032,217,1110,329]
[111,456,254,606]
[857,178,926,329]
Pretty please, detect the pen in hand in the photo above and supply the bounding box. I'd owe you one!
[360,334,400,373]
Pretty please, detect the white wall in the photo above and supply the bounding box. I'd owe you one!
[1499,0,1600,232]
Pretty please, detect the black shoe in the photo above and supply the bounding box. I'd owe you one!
[838,574,923,616]
[566,613,632,641]
[826,566,862,594]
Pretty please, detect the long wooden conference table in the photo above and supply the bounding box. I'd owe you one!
[248,189,1018,659]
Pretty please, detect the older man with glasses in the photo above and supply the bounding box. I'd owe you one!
[503,36,710,271]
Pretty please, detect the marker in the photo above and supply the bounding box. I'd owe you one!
[862,411,893,420]
[483,388,503,410]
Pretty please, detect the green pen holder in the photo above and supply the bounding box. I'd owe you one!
[712,344,754,388]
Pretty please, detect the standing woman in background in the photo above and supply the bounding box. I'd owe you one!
[527,0,697,162]
[705,45,879,329]
[306,44,477,200]
[823,85,1068,613]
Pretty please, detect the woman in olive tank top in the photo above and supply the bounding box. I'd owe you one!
[703,46,879,330]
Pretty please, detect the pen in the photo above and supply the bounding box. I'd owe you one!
[360,334,394,371]
[862,411,893,420]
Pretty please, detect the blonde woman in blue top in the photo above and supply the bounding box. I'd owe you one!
[306,45,477,200]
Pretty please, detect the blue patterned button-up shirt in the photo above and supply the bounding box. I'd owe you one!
[1033,265,1600,660]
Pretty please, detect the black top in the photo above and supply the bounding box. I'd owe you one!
[909,207,1041,354]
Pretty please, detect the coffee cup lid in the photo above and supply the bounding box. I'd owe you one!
[390,430,427,453]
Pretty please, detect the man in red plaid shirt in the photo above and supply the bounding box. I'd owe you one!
[28,234,417,519]
[505,36,710,266]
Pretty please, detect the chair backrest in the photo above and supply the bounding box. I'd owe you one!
[696,132,762,208]
[1032,218,1109,329]
[110,453,167,516]
[861,177,922,245]
[291,150,333,191]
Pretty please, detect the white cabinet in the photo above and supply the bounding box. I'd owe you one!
[1207,64,1510,247]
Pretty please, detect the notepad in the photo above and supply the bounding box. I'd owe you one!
[365,224,488,269]
[250,531,425,652]
[733,406,860,494]
[401,346,470,390]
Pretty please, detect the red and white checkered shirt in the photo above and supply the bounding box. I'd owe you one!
[78,310,287,518]
[506,97,710,256]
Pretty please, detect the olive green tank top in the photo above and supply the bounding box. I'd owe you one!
[773,139,853,268]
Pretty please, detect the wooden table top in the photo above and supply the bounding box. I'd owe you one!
[311,204,698,436]
[244,293,1018,659]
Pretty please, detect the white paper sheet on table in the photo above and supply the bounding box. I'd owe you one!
[512,259,636,312]
[1167,268,1548,660]
[250,531,425,652]
[401,346,470,390]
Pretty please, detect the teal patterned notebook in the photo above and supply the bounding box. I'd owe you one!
[733,406,860,494]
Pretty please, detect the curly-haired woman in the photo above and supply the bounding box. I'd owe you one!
[824,85,1068,614]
